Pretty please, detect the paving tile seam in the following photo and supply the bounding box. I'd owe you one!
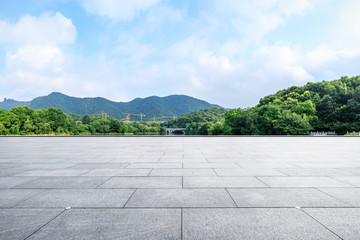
[180,208,183,240]
[315,188,356,207]
[123,189,138,208]
[94,176,114,188]
[300,209,344,240]
[24,209,67,240]
[225,188,239,207]
[5,207,360,211]
[8,186,359,189]
[78,168,95,176]
[327,176,360,188]
[10,189,49,208]
[254,176,271,187]
[273,168,291,176]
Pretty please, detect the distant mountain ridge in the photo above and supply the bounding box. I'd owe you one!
[0,92,222,120]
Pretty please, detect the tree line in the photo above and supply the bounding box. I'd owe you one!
[0,106,165,135]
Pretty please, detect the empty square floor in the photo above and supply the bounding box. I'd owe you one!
[1,136,360,239]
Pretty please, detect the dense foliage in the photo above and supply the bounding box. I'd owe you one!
[0,92,221,120]
[0,106,165,135]
[161,108,226,135]
[224,76,360,135]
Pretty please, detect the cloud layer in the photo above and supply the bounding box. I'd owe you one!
[81,0,161,20]
[1,1,360,108]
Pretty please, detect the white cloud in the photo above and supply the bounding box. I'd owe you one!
[81,0,161,21]
[166,35,208,61]
[252,42,300,65]
[1,45,68,90]
[212,0,313,41]
[337,0,360,48]
[277,0,313,16]
[0,13,76,46]
[233,12,283,41]
[6,46,63,71]
[145,4,185,27]
[0,12,78,101]
[305,45,360,69]
[198,51,233,71]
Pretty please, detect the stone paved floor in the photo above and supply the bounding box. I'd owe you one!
[1,136,360,239]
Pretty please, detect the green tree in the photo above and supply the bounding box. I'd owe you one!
[46,108,70,132]
[23,118,35,133]
[81,115,91,124]
[0,122,6,134]
[273,111,312,135]
[209,122,224,135]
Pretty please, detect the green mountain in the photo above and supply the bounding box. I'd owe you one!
[0,92,222,120]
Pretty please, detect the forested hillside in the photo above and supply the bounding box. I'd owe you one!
[224,75,360,135]
[161,108,226,135]
[0,92,221,120]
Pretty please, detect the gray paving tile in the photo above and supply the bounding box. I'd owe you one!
[18,189,135,208]
[0,168,30,177]
[0,208,63,240]
[215,168,286,176]
[0,189,45,207]
[126,163,182,168]
[99,176,182,188]
[17,169,90,177]
[14,177,109,189]
[68,163,129,169]
[207,158,253,163]
[318,188,360,206]
[0,163,23,169]
[183,163,240,169]
[183,208,339,240]
[83,168,151,176]
[125,189,236,207]
[28,209,181,240]
[258,177,354,187]
[14,163,76,170]
[276,168,352,176]
[150,168,217,176]
[304,208,360,240]
[183,177,267,188]
[293,163,358,168]
[158,158,207,162]
[0,177,37,188]
[332,176,360,187]
[115,157,159,163]
[337,168,360,175]
[227,188,349,207]
[237,163,298,168]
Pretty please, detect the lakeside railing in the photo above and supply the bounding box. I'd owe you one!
[345,131,360,135]
[309,131,336,136]
[310,131,360,136]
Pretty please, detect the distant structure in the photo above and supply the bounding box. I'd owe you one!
[89,112,109,120]
[153,116,176,122]
[166,128,186,135]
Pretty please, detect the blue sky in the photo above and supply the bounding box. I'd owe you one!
[1,0,360,108]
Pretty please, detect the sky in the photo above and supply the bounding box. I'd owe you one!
[0,0,360,108]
